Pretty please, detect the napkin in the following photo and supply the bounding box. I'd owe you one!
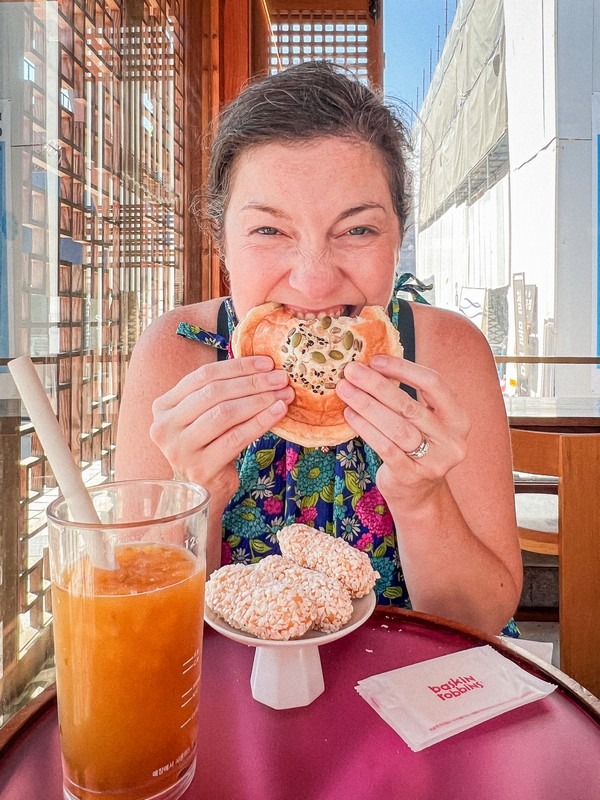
[498,634,555,665]
[355,645,556,751]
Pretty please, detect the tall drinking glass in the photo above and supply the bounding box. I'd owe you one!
[47,479,210,800]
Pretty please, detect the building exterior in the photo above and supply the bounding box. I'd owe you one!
[415,0,600,396]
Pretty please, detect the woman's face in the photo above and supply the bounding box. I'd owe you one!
[222,137,402,321]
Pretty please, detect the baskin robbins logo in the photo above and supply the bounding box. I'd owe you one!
[428,675,484,701]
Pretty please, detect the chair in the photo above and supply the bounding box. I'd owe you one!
[510,428,600,697]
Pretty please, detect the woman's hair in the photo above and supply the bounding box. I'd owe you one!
[203,60,411,243]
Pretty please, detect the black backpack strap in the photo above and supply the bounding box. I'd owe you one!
[395,298,417,401]
[216,300,230,362]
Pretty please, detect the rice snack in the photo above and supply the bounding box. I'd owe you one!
[205,563,315,640]
[256,555,353,632]
[277,524,379,599]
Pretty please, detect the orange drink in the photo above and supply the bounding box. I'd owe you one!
[47,480,209,800]
[52,545,204,799]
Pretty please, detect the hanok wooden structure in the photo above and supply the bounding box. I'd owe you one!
[0,0,383,726]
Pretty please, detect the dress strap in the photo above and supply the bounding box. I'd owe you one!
[392,297,417,401]
[396,297,415,363]
[176,298,235,356]
[216,300,230,362]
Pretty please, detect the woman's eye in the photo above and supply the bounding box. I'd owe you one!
[255,226,279,235]
[348,226,371,236]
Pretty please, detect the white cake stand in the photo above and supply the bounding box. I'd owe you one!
[204,591,376,710]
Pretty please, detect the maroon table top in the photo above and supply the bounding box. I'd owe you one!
[1,608,599,800]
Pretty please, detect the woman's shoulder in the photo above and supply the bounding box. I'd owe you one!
[411,302,494,365]
[138,297,224,346]
[126,297,226,385]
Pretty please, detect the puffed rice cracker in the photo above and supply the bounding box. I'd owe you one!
[277,523,379,599]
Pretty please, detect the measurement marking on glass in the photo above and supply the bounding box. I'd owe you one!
[181,676,199,700]
[182,650,199,675]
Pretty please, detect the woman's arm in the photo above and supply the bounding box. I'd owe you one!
[114,301,220,480]
[115,300,225,572]
[114,298,294,574]
[337,305,522,634]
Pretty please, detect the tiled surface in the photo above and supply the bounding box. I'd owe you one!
[520,551,559,609]
[516,620,560,668]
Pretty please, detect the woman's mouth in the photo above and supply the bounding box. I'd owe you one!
[283,304,357,320]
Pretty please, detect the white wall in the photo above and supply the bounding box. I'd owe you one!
[503,0,556,164]
[503,0,557,372]
[500,0,599,393]
[417,175,510,311]
[417,204,467,310]
[555,1,598,392]
[507,144,557,331]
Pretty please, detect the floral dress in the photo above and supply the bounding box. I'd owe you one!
[177,281,519,637]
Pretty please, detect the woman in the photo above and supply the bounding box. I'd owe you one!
[115,61,522,635]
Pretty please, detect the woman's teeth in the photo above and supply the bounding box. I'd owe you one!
[286,305,352,320]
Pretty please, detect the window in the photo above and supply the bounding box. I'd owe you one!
[0,0,185,726]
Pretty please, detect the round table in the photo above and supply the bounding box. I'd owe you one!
[1,608,599,800]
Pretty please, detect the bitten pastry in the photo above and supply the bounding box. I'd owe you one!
[231,303,403,447]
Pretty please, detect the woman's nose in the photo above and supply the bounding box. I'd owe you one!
[287,246,342,299]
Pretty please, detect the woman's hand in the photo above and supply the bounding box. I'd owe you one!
[150,355,294,502]
[336,348,522,634]
[335,355,470,505]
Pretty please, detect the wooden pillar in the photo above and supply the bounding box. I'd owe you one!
[223,0,252,103]
[252,0,271,76]
[183,0,208,305]
[183,0,255,304]
[367,0,384,88]
[0,401,21,706]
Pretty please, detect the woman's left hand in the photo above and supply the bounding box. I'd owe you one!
[336,336,522,636]
[335,354,471,503]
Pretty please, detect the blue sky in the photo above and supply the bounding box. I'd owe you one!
[383,0,458,112]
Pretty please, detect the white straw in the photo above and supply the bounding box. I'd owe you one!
[8,356,115,569]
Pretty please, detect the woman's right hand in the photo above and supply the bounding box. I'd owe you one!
[149,355,294,503]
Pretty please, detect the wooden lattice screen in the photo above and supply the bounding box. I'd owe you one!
[0,0,186,724]
[0,0,384,728]
[265,1,383,86]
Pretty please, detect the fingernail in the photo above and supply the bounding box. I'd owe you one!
[344,361,365,378]
[254,356,273,370]
[269,399,286,415]
[275,386,294,401]
[370,355,388,367]
[267,369,287,385]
